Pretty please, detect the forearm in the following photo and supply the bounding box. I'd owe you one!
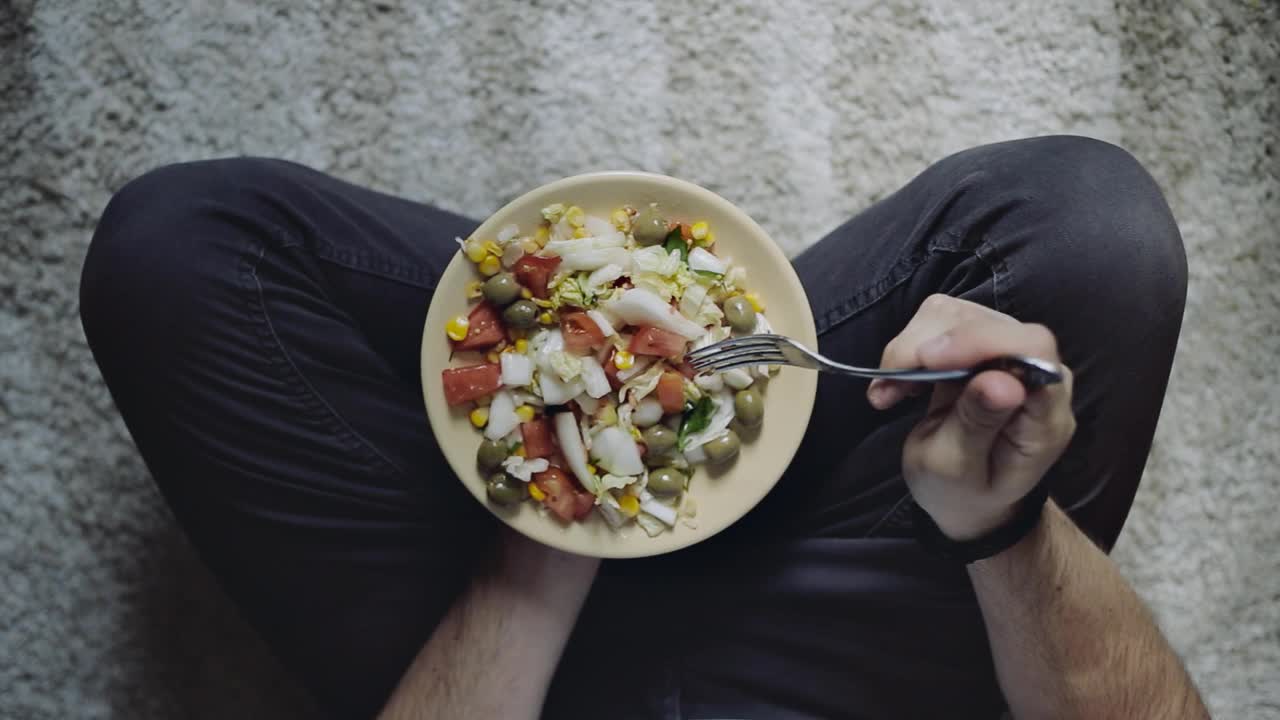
[379,530,599,720]
[968,501,1207,720]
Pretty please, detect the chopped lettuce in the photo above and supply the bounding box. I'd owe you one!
[591,426,645,476]
[678,282,724,327]
[636,511,667,537]
[549,273,589,309]
[631,246,683,276]
[485,390,521,441]
[501,456,549,483]
[549,351,583,382]
[618,361,666,404]
[679,389,735,451]
[579,355,611,398]
[599,473,637,492]
[585,264,625,294]
[687,247,726,275]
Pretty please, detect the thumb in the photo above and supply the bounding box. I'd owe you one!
[939,370,1025,450]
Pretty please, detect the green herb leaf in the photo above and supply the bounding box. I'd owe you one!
[677,396,715,450]
[694,269,723,279]
[664,228,689,261]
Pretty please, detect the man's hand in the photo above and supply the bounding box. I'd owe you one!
[868,294,1077,540]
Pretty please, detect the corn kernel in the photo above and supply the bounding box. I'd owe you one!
[611,209,632,232]
[585,463,597,476]
[613,350,635,370]
[465,280,485,299]
[628,426,642,440]
[541,203,566,224]
[519,238,540,254]
[483,241,503,258]
[445,315,470,341]
[486,350,501,364]
[532,298,554,308]
[520,287,533,300]
[743,292,765,312]
[690,221,709,241]
[464,238,489,263]
[537,311,554,325]
[515,338,530,353]
[534,226,550,246]
[617,494,640,517]
[698,229,716,247]
[514,445,527,458]
[515,405,535,422]
[478,255,502,276]
[528,482,546,501]
[565,205,585,228]
[469,407,489,428]
[572,227,590,239]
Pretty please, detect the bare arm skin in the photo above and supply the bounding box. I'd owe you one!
[970,501,1208,719]
[872,295,1208,719]
[378,530,599,720]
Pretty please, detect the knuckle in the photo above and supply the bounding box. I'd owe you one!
[921,293,952,313]
[1025,323,1059,356]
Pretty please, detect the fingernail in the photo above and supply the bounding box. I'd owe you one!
[919,333,950,360]
[867,385,885,408]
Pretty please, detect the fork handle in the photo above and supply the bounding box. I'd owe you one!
[853,356,1063,390]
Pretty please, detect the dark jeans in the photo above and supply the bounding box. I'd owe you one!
[80,136,1185,720]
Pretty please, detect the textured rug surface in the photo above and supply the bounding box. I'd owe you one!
[2,1,1277,717]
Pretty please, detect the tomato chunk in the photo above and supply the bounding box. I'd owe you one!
[441,364,502,406]
[603,348,623,390]
[630,326,689,359]
[673,360,698,379]
[452,302,507,352]
[520,419,555,459]
[561,311,606,353]
[655,371,686,414]
[571,488,595,520]
[513,254,561,299]
[533,467,578,523]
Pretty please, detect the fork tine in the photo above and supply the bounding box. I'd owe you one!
[696,356,786,373]
[685,335,784,360]
[690,349,787,371]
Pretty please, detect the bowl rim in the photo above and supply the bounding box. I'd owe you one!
[420,170,817,558]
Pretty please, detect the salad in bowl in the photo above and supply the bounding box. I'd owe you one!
[440,201,775,537]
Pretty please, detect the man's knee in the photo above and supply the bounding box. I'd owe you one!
[79,158,274,361]
[956,136,1187,329]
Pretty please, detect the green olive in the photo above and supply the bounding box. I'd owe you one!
[703,430,741,464]
[477,439,508,471]
[724,296,757,333]
[632,204,669,246]
[486,473,527,506]
[647,466,687,495]
[482,272,521,306]
[502,300,539,329]
[733,388,764,427]
[644,450,673,469]
[642,425,677,454]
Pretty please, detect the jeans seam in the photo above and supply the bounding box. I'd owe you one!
[312,240,438,291]
[242,237,409,481]
[815,248,935,337]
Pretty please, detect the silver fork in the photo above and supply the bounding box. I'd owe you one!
[686,334,1063,389]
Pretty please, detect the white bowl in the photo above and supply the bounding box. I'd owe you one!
[421,172,817,558]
